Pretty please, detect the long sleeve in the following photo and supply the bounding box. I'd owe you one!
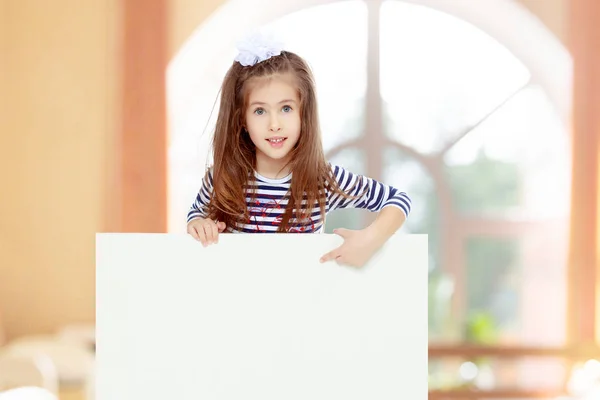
[326,164,412,218]
[186,168,214,224]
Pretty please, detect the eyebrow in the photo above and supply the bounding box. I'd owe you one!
[249,99,297,107]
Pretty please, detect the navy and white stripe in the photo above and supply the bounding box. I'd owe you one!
[187,164,412,233]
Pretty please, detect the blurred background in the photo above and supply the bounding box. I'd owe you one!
[1,0,599,399]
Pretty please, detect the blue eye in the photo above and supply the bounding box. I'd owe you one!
[254,108,265,115]
[282,105,292,112]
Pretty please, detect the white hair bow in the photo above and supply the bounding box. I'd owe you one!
[234,31,285,67]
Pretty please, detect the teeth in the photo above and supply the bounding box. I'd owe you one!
[269,138,284,143]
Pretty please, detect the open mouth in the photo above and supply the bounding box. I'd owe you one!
[266,137,287,147]
[267,137,286,143]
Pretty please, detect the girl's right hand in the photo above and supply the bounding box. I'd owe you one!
[187,218,227,247]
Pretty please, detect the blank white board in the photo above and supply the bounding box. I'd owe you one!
[96,233,428,400]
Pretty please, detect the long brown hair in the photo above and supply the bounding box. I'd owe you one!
[206,51,362,232]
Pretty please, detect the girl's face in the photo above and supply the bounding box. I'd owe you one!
[244,73,301,176]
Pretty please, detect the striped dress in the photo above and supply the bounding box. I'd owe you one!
[187,164,412,233]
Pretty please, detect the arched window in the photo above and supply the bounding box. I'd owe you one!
[167,0,572,393]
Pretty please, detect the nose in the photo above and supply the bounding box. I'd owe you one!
[269,115,281,132]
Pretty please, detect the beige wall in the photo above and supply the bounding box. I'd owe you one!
[0,1,119,340]
[519,0,567,44]
[169,0,224,60]
[0,0,8,346]
[0,0,569,341]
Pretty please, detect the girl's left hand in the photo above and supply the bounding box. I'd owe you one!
[319,227,383,268]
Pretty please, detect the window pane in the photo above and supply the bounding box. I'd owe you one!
[382,146,439,265]
[446,153,521,215]
[462,233,567,347]
[465,237,520,343]
[324,147,366,232]
[444,85,571,218]
[436,86,569,346]
[379,1,531,154]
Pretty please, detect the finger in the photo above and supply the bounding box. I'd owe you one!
[209,221,219,244]
[333,228,351,238]
[197,225,208,247]
[202,224,214,245]
[320,249,340,263]
[187,225,200,241]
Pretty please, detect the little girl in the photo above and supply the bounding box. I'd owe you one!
[186,33,412,267]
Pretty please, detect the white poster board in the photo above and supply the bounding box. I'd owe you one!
[96,233,428,400]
